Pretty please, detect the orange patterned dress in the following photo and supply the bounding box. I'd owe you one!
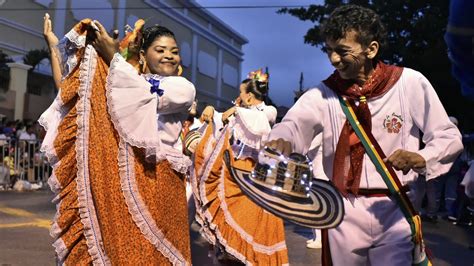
[192,107,289,265]
[40,20,193,265]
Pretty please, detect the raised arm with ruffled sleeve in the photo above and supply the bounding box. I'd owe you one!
[106,53,196,173]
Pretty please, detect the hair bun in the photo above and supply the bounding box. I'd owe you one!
[256,81,269,95]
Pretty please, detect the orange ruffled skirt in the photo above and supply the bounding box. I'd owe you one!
[192,123,288,265]
[41,20,191,265]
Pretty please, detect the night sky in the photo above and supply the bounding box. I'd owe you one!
[195,0,334,107]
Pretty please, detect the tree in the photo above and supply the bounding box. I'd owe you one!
[23,48,49,71]
[0,49,12,90]
[279,0,473,130]
[0,49,12,68]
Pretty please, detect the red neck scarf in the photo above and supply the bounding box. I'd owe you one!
[323,61,403,195]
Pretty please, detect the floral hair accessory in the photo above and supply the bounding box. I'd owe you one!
[247,69,268,84]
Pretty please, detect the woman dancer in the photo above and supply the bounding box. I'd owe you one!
[41,15,195,265]
[192,70,288,265]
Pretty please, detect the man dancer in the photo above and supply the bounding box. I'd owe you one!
[266,5,463,265]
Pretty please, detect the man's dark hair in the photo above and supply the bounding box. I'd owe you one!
[141,25,177,52]
[321,5,387,52]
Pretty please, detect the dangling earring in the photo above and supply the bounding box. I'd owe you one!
[246,95,252,105]
[177,65,183,76]
[140,60,147,74]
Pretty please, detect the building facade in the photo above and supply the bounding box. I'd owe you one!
[0,0,247,120]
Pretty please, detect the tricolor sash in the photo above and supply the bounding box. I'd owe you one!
[338,96,432,266]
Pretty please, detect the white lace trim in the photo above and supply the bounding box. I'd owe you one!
[197,129,252,264]
[56,29,86,79]
[118,140,189,266]
[38,90,71,262]
[46,169,61,194]
[65,29,86,48]
[198,129,287,264]
[38,93,70,167]
[52,234,68,265]
[231,114,267,150]
[189,161,216,246]
[49,198,68,264]
[160,147,192,174]
[75,45,111,265]
[38,91,70,194]
[234,107,271,137]
[217,165,287,255]
[198,126,228,209]
[105,53,162,149]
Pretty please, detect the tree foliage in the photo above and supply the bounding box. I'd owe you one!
[279,0,474,130]
[0,50,12,90]
[279,0,449,65]
[23,48,49,71]
[0,49,12,68]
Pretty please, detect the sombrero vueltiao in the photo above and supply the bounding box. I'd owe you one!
[183,129,202,156]
[224,147,344,229]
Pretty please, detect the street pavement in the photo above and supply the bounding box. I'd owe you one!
[0,189,473,265]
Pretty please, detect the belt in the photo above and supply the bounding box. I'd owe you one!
[348,185,410,197]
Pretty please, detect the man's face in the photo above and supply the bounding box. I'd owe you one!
[324,30,370,80]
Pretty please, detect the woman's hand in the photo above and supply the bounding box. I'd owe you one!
[234,96,242,107]
[43,13,58,49]
[43,13,61,88]
[89,21,119,65]
[222,106,236,123]
[200,106,215,122]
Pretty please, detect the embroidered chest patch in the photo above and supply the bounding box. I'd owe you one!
[383,113,403,133]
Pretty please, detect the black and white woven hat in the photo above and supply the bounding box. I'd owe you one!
[224,148,344,229]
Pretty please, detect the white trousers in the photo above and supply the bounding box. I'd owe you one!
[328,195,413,266]
[312,228,322,241]
[186,181,196,226]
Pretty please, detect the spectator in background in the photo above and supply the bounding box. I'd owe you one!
[15,121,25,139]
[0,146,10,189]
[432,117,466,221]
[3,121,15,138]
[0,128,8,146]
[3,147,17,188]
[19,125,37,142]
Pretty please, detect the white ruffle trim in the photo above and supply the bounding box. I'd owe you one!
[38,93,69,167]
[234,107,271,136]
[217,167,287,255]
[38,91,71,262]
[75,45,111,265]
[56,28,86,80]
[118,140,189,266]
[229,108,271,150]
[198,129,287,264]
[106,53,161,150]
[160,147,192,174]
[230,120,262,150]
[143,146,191,175]
[38,92,69,193]
[197,131,251,264]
